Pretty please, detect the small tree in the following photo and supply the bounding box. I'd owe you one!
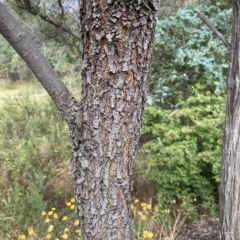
[0,1,160,239]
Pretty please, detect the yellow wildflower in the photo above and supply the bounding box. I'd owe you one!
[62,234,68,239]
[142,230,154,239]
[134,199,139,204]
[28,226,34,236]
[70,198,75,203]
[45,218,51,223]
[45,233,52,239]
[65,202,71,207]
[148,231,154,238]
[141,202,148,211]
[47,225,54,233]
[62,216,68,221]
[18,235,26,240]
[74,219,80,226]
[53,213,58,219]
[48,211,53,216]
[75,229,82,236]
[41,211,47,216]
[51,207,56,211]
[70,204,75,210]
[141,202,147,207]
[137,211,146,221]
[64,228,69,232]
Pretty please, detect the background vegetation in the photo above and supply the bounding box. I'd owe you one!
[0,0,231,239]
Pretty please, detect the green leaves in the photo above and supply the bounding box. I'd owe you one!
[150,5,231,108]
[139,84,225,216]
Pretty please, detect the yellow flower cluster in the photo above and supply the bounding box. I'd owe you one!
[18,235,26,240]
[133,199,152,211]
[38,198,81,239]
[75,229,81,236]
[65,198,76,210]
[141,202,151,211]
[137,211,146,221]
[18,226,35,239]
[28,226,34,236]
[142,230,154,239]
[47,225,54,233]
[42,207,59,223]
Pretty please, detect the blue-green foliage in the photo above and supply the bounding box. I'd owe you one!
[141,84,225,215]
[150,5,231,107]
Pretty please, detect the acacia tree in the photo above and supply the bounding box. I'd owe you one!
[0,1,160,239]
[220,0,240,239]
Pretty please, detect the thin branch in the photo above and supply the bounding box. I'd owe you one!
[0,2,78,124]
[10,0,81,40]
[194,8,231,51]
[58,0,64,21]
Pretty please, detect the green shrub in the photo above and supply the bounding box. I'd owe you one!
[138,84,225,217]
[0,93,73,238]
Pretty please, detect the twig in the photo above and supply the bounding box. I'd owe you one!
[194,8,231,51]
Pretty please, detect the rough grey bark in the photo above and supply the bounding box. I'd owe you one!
[69,1,159,239]
[220,1,240,239]
[0,2,78,124]
[0,1,160,239]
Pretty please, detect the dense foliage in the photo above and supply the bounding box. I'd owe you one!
[139,84,225,216]
[150,5,231,108]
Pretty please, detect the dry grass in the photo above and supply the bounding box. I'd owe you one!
[156,211,187,240]
[0,79,48,102]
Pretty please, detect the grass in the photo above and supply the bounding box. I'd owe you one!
[0,78,81,104]
[0,79,49,103]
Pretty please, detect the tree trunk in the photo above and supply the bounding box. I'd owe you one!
[220,1,240,239]
[68,1,159,239]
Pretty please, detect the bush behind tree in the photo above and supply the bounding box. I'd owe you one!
[138,83,225,217]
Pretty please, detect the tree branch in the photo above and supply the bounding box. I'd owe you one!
[9,0,81,40]
[194,8,231,51]
[0,2,78,125]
